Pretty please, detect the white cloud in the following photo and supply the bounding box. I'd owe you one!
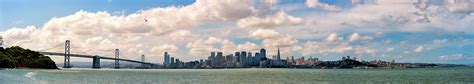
[325,33,341,42]
[186,37,221,56]
[261,34,299,56]
[348,33,374,42]
[385,47,395,52]
[262,0,278,6]
[1,26,37,42]
[1,0,473,63]
[444,0,474,14]
[220,39,237,54]
[168,30,193,42]
[237,11,303,29]
[236,42,259,51]
[250,28,280,39]
[0,0,255,63]
[150,44,178,56]
[301,41,321,55]
[439,54,474,61]
[348,33,361,41]
[306,0,342,12]
[413,46,424,52]
[300,0,474,34]
[433,39,448,44]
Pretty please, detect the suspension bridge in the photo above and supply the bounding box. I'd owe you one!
[37,40,159,69]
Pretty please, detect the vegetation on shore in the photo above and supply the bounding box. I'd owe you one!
[0,46,58,69]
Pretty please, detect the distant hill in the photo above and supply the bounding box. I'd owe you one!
[0,46,58,69]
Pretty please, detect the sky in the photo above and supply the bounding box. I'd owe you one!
[0,0,473,64]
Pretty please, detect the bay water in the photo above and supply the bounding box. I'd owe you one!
[1,67,474,84]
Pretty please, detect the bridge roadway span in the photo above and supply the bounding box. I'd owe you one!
[39,52,158,66]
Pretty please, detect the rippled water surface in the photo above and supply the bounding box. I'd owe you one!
[1,67,474,84]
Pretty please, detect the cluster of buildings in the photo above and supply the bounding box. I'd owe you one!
[159,48,406,69]
[161,48,291,68]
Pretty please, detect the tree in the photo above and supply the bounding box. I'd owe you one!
[0,46,58,69]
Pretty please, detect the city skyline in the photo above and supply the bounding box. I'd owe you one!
[1,0,473,64]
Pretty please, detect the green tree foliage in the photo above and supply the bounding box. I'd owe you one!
[0,46,58,69]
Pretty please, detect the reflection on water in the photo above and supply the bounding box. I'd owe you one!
[1,67,474,84]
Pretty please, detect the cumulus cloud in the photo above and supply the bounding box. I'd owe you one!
[250,28,280,39]
[301,0,474,33]
[237,11,303,29]
[385,47,395,52]
[236,42,259,51]
[444,0,474,14]
[261,34,300,56]
[348,33,361,42]
[413,46,424,52]
[324,33,341,42]
[1,0,472,63]
[219,39,237,54]
[150,44,178,56]
[168,30,193,42]
[348,33,373,42]
[0,0,255,62]
[306,0,342,12]
[262,0,278,7]
[186,37,222,56]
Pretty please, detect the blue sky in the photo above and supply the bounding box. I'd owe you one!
[0,0,473,64]
[0,0,195,30]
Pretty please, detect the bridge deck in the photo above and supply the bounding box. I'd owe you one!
[39,52,159,66]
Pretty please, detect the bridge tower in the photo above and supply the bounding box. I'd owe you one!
[92,55,100,68]
[63,40,71,68]
[141,54,145,67]
[115,49,120,68]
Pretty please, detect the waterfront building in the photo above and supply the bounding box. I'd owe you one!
[211,52,216,58]
[260,48,266,60]
[216,52,224,67]
[225,54,235,67]
[291,56,295,65]
[176,59,180,67]
[235,52,240,62]
[170,57,175,67]
[225,54,233,63]
[248,52,252,58]
[247,52,253,66]
[240,51,247,67]
[163,52,170,66]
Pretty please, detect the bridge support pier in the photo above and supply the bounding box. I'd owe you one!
[115,49,119,69]
[63,40,71,68]
[92,56,100,69]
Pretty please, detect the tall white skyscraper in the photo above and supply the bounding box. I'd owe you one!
[164,52,170,66]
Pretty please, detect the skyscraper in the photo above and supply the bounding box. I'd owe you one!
[217,52,223,67]
[170,57,175,66]
[176,59,180,67]
[247,52,252,66]
[211,52,216,58]
[259,48,266,61]
[240,51,247,67]
[217,52,223,57]
[235,52,240,62]
[164,52,170,66]
[248,52,252,58]
[277,47,281,61]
